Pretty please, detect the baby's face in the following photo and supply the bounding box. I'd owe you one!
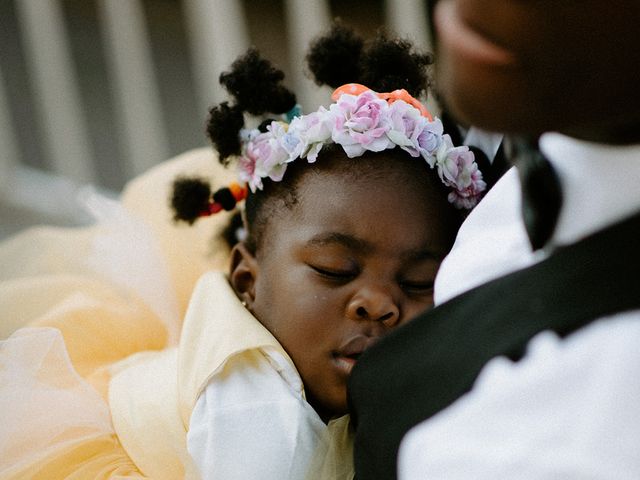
[245,161,456,420]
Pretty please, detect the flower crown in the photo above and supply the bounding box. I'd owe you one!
[234,83,485,209]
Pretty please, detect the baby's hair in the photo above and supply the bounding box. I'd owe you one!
[220,211,246,250]
[306,21,434,99]
[305,21,364,90]
[171,176,212,224]
[171,21,458,252]
[244,146,461,254]
[218,48,296,116]
[206,102,243,164]
[243,25,436,250]
[207,48,298,164]
[172,50,297,225]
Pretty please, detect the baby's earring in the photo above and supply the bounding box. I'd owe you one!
[241,300,248,308]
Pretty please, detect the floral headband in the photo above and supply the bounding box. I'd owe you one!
[204,83,486,217]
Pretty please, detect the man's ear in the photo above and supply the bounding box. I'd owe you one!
[229,242,258,307]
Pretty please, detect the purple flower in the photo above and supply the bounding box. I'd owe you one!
[448,166,487,209]
[415,118,445,165]
[330,91,393,157]
[280,129,302,157]
[233,89,485,208]
[435,136,486,208]
[387,100,425,157]
[386,102,446,164]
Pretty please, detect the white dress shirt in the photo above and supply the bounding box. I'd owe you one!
[188,348,327,480]
[399,133,640,479]
[463,127,503,161]
[185,273,352,480]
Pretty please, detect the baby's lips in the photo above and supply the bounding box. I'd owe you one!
[337,335,380,359]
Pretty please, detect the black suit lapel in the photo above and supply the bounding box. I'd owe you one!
[349,209,640,480]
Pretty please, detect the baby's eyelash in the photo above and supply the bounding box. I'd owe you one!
[309,265,357,280]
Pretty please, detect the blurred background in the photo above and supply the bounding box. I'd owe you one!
[0,0,433,239]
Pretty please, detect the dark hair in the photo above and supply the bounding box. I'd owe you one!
[306,21,434,98]
[171,22,452,252]
[207,48,298,166]
[242,145,462,254]
[170,48,297,226]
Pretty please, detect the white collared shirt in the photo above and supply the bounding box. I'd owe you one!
[463,127,503,161]
[399,134,640,479]
[435,133,640,302]
[184,273,351,480]
[188,348,327,480]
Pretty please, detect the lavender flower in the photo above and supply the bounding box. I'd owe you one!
[330,91,394,157]
[234,88,486,209]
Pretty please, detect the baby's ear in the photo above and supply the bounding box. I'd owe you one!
[229,242,258,305]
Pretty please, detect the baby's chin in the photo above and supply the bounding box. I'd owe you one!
[306,388,349,423]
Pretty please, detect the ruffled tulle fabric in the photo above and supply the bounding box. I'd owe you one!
[0,327,143,479]
[0,149,236,479]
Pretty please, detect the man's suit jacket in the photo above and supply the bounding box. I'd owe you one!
[348,208,640,480]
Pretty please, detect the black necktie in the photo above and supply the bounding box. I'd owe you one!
[467,143,509,192]
[507,137,563,250]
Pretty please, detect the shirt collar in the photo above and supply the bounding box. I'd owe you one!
[178,271,302,424]
[464,128,503,162]
[540,133,640,247]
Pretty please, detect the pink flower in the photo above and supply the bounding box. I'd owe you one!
[330,91,393,157]
[239,124,290,192]
[237,149,261,192]
[448,166,487,209]
[387,100,425,157]
[233,89,485,208]
[435,135,486,208]
[415,118,445,164]
[387,102,445,163]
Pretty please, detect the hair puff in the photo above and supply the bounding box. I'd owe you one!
[206,102,244,165]
[306,21,364,88]
[360,33,433,98]
[306,23,433,99]
[219,48,297,115]
[171,177,211,224]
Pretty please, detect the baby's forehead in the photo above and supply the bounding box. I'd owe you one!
[252,148,459,257]
[262,172,451,248]
[302,150,435,186]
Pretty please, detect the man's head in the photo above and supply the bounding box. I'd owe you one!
[431,0,640,143]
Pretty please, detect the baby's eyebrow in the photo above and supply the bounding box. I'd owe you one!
[307,232,373,253]
[401,248,444,263]
[306,233,443,261]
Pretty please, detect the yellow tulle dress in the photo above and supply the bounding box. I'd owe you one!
[0,148,238,479]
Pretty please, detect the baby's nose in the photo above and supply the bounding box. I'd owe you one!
[347,285,400,327]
